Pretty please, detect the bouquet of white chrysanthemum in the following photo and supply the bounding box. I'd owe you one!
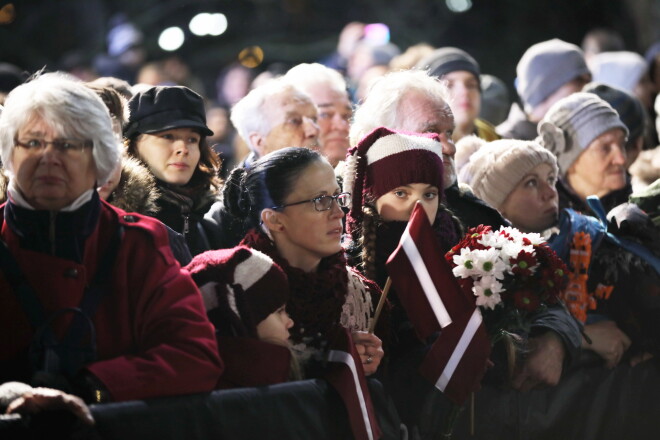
[446,224,568,340]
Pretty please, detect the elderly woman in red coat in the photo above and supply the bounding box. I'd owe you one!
[0,73,222,412]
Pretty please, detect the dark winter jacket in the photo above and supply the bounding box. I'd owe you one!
[496,102,539,141]
[105,157,193,265]
[556,176,633,216]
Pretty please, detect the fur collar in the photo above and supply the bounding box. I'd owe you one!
[107,156,160,215]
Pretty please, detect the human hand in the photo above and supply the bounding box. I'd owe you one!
[352,331,384,376]
[630,352,653,367]
[6,387,95,426]
[582,320,631,369]
[511,331,565,392]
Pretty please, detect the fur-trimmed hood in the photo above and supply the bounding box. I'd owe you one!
[0,169,8,205]
[107,156,160,215]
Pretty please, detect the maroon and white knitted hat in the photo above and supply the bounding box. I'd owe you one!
[343,126,444,235]
[185,246,289,337]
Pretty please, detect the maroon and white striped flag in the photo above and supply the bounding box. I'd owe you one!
[419,308,491,405]
[386,203,491,405]
[325,326,382,440]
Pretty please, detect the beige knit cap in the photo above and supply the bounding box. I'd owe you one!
[459,138,559,210]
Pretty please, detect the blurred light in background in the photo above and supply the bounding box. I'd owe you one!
[363,23,390,45]
[0,3,16,25]
[189,12,228,37]
[238,46,264,68]
[159,26,185,51]
[446,0,472,13]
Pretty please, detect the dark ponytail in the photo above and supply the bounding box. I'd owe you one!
[221,147,324,239]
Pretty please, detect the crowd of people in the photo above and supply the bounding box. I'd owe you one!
[1,22,660,440]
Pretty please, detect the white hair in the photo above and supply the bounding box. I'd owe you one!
[655,93,660,139]
[349,69,452,145]
[0,72,120,185]
[230,77,310,152]
[284,63,348,97]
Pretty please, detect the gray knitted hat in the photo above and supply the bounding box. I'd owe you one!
[590,51,648,94]
[458,137,559,210]
[537,92,628,176]
[418,47,481,82]
[516,39,591,111]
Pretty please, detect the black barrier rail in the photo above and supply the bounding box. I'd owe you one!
[0,379,404,440]
[5,357,660,440]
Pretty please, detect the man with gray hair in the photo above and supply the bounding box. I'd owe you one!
[497,38,592,140]
[350,68,581,437]
[350,69,506,229]
[230,77,319,168]
[285,63,352,167]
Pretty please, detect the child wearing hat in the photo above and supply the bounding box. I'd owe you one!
[342,126,463,432]
[186,246,298,388]
[123,86,223,257]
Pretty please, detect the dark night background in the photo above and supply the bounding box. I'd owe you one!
[1,0,659,100]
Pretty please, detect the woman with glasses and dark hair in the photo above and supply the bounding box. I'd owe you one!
[220,146,384,377]
[0,73,221,416]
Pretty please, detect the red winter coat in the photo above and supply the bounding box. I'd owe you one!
[0,199,223,401]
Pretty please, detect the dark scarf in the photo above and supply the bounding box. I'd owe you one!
[240,229,349,350]
[155,179,217,233]
[374,210,460,287]
[373,213,460,359]
[556,175,633,215]
[4,191,101,263]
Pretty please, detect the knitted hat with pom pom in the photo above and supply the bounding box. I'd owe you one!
[186,246,289,338]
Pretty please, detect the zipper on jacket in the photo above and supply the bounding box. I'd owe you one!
[183,214,190,236]
[49,211,56,255]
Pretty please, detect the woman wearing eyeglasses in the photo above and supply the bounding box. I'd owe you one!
[220,146,384,377]
[0,73,221,414]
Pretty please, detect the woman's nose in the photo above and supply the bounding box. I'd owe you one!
[612,144,626,165]
[174,139,189,155]
[541,181,558,200]
[37,143,64,164]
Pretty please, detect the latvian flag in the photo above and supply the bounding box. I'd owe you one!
[324,326,382,440]
[386,203,491,405]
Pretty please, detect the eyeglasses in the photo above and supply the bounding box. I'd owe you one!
[271,192,351,212]
[15,138,93,155]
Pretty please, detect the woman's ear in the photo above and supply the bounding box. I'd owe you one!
[261,208,284,232]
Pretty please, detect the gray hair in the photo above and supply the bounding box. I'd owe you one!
[0,72,120,185]
[349,69,452,145]
[284,63,348,97]
[230,77,310,152]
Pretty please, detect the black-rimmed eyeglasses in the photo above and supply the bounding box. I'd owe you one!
[271,192,351,212]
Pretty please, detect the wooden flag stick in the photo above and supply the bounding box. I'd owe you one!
[470,392,475,436]
[368,277,392,334]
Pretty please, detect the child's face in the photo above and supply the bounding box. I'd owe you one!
[375,183,439,224]
[256,306,294,345]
